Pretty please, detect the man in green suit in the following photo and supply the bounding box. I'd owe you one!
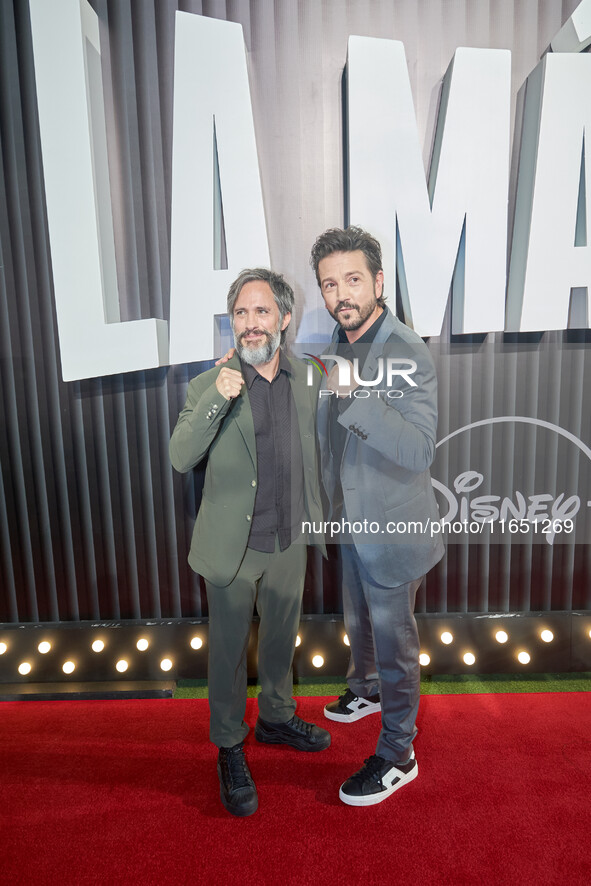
[170,268,329,818]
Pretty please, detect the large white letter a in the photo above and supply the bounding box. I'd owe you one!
[169,13,270,365]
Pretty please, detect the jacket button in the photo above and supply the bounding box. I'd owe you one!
[246,515,251,521]
[251,480,256,487]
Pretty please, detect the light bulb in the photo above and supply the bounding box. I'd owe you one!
[312,654,324,668]
[419,653,430,666]
[440,631,453,645]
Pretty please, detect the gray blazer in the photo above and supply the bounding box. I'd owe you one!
[317,307,444,587]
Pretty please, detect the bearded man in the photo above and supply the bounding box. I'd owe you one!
[310,227,444,807]
[170,268,328,818]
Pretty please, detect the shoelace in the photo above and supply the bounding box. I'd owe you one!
[353,755,387,784]
[221,747,252,790]
[339,688,357,706]
[288,715,313,736]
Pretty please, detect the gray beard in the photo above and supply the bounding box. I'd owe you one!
[234,327,281,366]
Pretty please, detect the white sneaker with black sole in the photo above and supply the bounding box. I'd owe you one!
[324,688,381,723]
[339,751,418,806]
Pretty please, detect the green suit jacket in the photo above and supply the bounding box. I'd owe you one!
[170,353,325,586]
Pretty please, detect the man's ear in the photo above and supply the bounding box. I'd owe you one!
[375,270,384,300]
[281,311,292,331]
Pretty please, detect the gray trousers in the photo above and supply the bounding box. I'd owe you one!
[341,542,423,764]
[205,541,306,748]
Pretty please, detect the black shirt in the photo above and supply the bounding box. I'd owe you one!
[241,351,305,552]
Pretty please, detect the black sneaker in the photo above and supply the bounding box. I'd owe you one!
[324,688,381,723]
[217,742,258,817]
[255,714,331,751]
[339,751,418,806]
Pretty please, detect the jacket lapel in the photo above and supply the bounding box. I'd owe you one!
[225,354,257,470]
[320,307,398,459]
[288,357,312,436]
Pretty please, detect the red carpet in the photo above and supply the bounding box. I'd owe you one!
[1,693,589,885]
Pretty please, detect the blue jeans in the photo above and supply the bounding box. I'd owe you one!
[340,542,423,764]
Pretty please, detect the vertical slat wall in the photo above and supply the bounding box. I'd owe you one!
[0,0,589,624]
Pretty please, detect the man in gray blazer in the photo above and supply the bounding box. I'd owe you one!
[170,268,329,818]
[310,226,444,807]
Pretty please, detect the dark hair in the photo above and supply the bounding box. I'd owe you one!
[309,225,386,307]
[227,268,294,344]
